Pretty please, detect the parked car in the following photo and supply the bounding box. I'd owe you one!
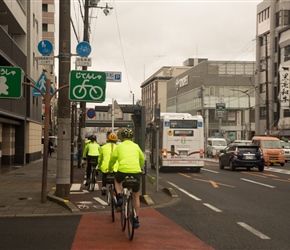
[219,143,265,171]
[280,140,290,162]
[205,138,227,158]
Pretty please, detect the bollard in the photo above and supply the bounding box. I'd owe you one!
[215,152,219,161]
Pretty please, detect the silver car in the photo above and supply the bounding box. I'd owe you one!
[280,140,290,162]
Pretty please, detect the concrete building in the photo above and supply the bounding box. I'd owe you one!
[0,0,43,165]
[141,58,255,143]
[141,65,191,126]
[255,0,290,136]
[42,0,57,136]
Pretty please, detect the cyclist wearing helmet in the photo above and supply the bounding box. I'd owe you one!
[98,133,119,196]
[108,128,145,229]
[83,134,101,186]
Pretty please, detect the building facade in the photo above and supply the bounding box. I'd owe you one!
[255,0,290,136]
[141,58,256,143]
[0,0,43,165]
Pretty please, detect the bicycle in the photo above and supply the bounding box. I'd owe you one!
[106,174,117,222]
[120,176,139,240]
[87,158,98,192]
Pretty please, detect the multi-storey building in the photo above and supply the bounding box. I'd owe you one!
[256,0,290,136]
[42,0,57,136]
[141,58,256,143]
[0,1,43,165]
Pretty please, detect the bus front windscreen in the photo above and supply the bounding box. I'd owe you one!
[170,120,197,129]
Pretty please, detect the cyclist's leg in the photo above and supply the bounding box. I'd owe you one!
[86,156,92,185]
[101,172,107,196]
[132,174,141,228]
[114,172,125,206]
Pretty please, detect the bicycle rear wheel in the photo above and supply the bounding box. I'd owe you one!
[120,196,126,231]
[127,196,135,240]
[91,170,96,191]
[109,185,115,222]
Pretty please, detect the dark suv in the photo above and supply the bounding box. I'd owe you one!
[219,143,265,171]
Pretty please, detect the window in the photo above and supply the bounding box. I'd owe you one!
[260,107,267,119]
[260,83,266,93]
[42,23,48,32]
[42,4,48,12]
[285,45,290,61]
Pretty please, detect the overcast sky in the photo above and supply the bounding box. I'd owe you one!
[63,0,263,107]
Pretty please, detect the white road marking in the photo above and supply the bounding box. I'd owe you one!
[240,178,276,188]
[70,184,81,191]
[237,222,270,239]
[203,203,222,212]
[265,167,290,175]
[202,168,219,174]
[93,197,108,206]
[70,190,89,194]
[167,181,202,201]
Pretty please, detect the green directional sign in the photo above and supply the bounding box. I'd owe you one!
[69,70,106,102]
[0,67,22,99]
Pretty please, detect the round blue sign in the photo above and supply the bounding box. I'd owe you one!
[76,41,91,57]
[38,40,53,56]
[87,108,95,119]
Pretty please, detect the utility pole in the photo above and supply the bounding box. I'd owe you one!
[265,34,270,135]
[56,0,71,199]
[230,89,251,140]
[79,0,89,163]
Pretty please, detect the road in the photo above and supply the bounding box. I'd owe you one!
[1,160,289,249]
[150,159,290,250]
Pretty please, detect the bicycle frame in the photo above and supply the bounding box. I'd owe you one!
[106,175,116,222]
[87,159,98,191]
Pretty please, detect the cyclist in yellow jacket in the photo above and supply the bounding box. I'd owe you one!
[108,128,145,229]
[98,133,119,196]
[83,135,100,186]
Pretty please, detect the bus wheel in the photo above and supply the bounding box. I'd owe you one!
[190,168,200,173]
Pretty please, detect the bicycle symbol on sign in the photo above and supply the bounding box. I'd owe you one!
[77,46,91,55]
[73,79,103,100]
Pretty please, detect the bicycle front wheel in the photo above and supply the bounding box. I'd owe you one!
[121,196,126,231]
[127,196,135,240]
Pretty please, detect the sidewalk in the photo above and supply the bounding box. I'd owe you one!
[0,154,179,217]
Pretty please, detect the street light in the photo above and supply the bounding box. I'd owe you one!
[230,89,251,140]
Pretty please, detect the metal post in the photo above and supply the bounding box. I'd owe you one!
[155,104,160,192]
[41,79,51,203]
[248,93,251,139]
[112,98,114,132]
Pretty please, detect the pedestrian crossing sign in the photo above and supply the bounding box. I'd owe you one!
[33,72,54,96]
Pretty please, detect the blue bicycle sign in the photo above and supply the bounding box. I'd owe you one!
[76,41,91,57]
[69,70,106,102]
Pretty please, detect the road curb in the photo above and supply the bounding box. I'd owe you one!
[47,189,80,214]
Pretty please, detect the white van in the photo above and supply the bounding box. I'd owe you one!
[205,138,227,158]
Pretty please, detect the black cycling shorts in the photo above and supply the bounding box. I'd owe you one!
[115,172,141,193]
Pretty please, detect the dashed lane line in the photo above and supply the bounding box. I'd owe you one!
[203,203,222,212]
[240,178,276,188]
[237,222,270,239]
[167,181,202,201]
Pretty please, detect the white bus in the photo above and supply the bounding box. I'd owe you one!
[150,113,204,172]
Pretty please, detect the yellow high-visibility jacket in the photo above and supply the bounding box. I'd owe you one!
[108,140,144,173]
[98,142,118,173]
